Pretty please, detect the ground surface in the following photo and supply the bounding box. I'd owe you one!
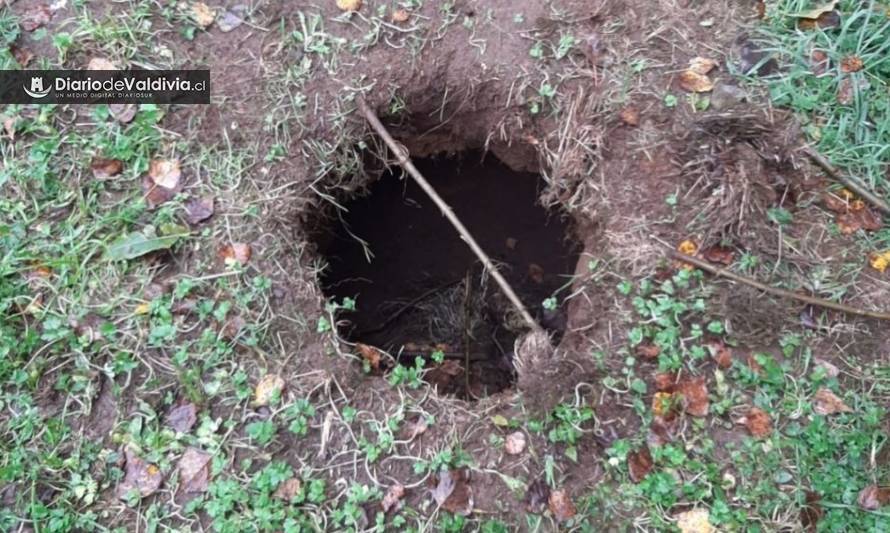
[1,0,890,531]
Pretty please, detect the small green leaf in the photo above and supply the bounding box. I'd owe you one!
[491,415,509,427]
[105,225,187,260]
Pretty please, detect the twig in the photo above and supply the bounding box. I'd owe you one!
[802,146,890,216]
[670,250,890,321]
[357,97,544,334]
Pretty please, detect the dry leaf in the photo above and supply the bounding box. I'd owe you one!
[703,245,734,265]
[837,76,870,105]
[635,342,660,360]
[810,49,829,75]
[217,5,247,32]
[391,8,409,22]
[21,4,51,31]
[628,445,654,483]
[708,341,733,369]
[3,115,15,140]
[430,469,473,515]
[756,0,766,19]
[10,45,34,67]
[90,157,123,179]
[504,431,527,455]
[840,56,863,73]
[336,0,362,11]
[648,414,679,447]
[652,392,676,418]
[253,374,285,406]
[689,57,718,75]
[178,447,211,494]
[812,387,852,415]
[858,485,890,511]
[869,251,890,273]
[109,103,137,123]
[184,196,214,225]
[654,372,676,392]
[148,159,181,189]
[676,508,714,533]
[679,70,714,93]
[505,237,518,250]
[88,57,118,70]
[381,484,405,513]
[220,243,251,265]
[402,417,429,440]
[356,343,382,371]
[619,106,640,126]
[274,478,302,501]
[801,490,823,532]
[117,446,163,499]
[814,358,840,378]
[191,2,216,28]
[741,406,772,438]
[677,376,709,417]
[837,207,882,234]
[797,0,837,20]
[142,175,178,209]
[166,402,197,433]
[548,489,576,522]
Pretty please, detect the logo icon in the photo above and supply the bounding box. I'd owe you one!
[23,76,51,98]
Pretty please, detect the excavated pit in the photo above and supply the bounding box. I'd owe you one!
[315,150,580,398]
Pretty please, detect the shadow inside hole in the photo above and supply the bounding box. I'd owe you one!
[315,150,580,398]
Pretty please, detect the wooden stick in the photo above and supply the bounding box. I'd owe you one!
[802,146,890,216]
[356,97,544,333]
[670,250,890,321]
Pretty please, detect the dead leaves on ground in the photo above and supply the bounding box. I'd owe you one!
[336,0,362,12]
[679,57,718,93]
[166,402,198,433]
[812,387,852,415]
[739,406,772,438]
[654,376,709,419]
[143,159,182,208]
[356,343,382,371]
[548,489,577,523]
[869,250,890,273]
[21,3,51,31]
[184,196,215,225]
[381,484,405,513]
[504,431,527,455]
[822,189,882,234]
[628,445,654,483]
[676,508,715,533]
[191,2,216,29]
[858,485,890,511]
[177,447,212,495]
[795,0,841,30]
[220,242,251,266]
[117,446,163,499]
[430,469,473,515]
[253,373,285,406]
[90,157,123,180]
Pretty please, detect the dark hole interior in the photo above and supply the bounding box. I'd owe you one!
[315,150,580,398]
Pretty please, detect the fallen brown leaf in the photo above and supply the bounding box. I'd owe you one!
[217,6,247,32]
[837,207,882,234]
[10,45,34,67]
[381,484,405,513]
[812,387,852,415]
[648,414,679,447]
[274,478,302,501]
[858,485,890,511]
[117,446,163,499]
[143,176,178,208]
[619,106,640,126]
[2,115,15,140]
[654,372,676,392]
[91,157,123,179]
[688,57,718,75]
[635,342,660,360]
[652,392,677,418]
[797,0,837,19]
[679,70,714,93]
[178,447,212,494]
[628,445,654,483]
[741,406,772,438]
[528,263,545,284]
[166,402,197,433]
[21,4,51,31]
[430,469,473,515]
[221,315,246,339]
[840,56,863,73]
[548,489,576,522]
[837,76,870,106]
[88,57,118,70]
[401,417,429,440]
[191,2,216,28]
[703,245,734,265]
[336,0,362,11]
[676,376,709,417]
[356,343,382,371]
[149,159,181,190]
[391,8,409,22]
[109,103,137,123]
[676,508,715,533]
[220,243,251,266]
[814,358,840,378]
[184,196,214,225]
[810,50,829,76]
[801,490,823,532]
[708,341,733,369]
[253,373,285,406]
[505,431,527,455]
[796,1,840,30]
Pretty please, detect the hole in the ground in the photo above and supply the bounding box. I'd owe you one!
[315,150,580,398]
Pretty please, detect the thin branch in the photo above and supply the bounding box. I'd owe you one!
[670,250,890,321]
[802,146,890,216]
[356,97,544,334]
